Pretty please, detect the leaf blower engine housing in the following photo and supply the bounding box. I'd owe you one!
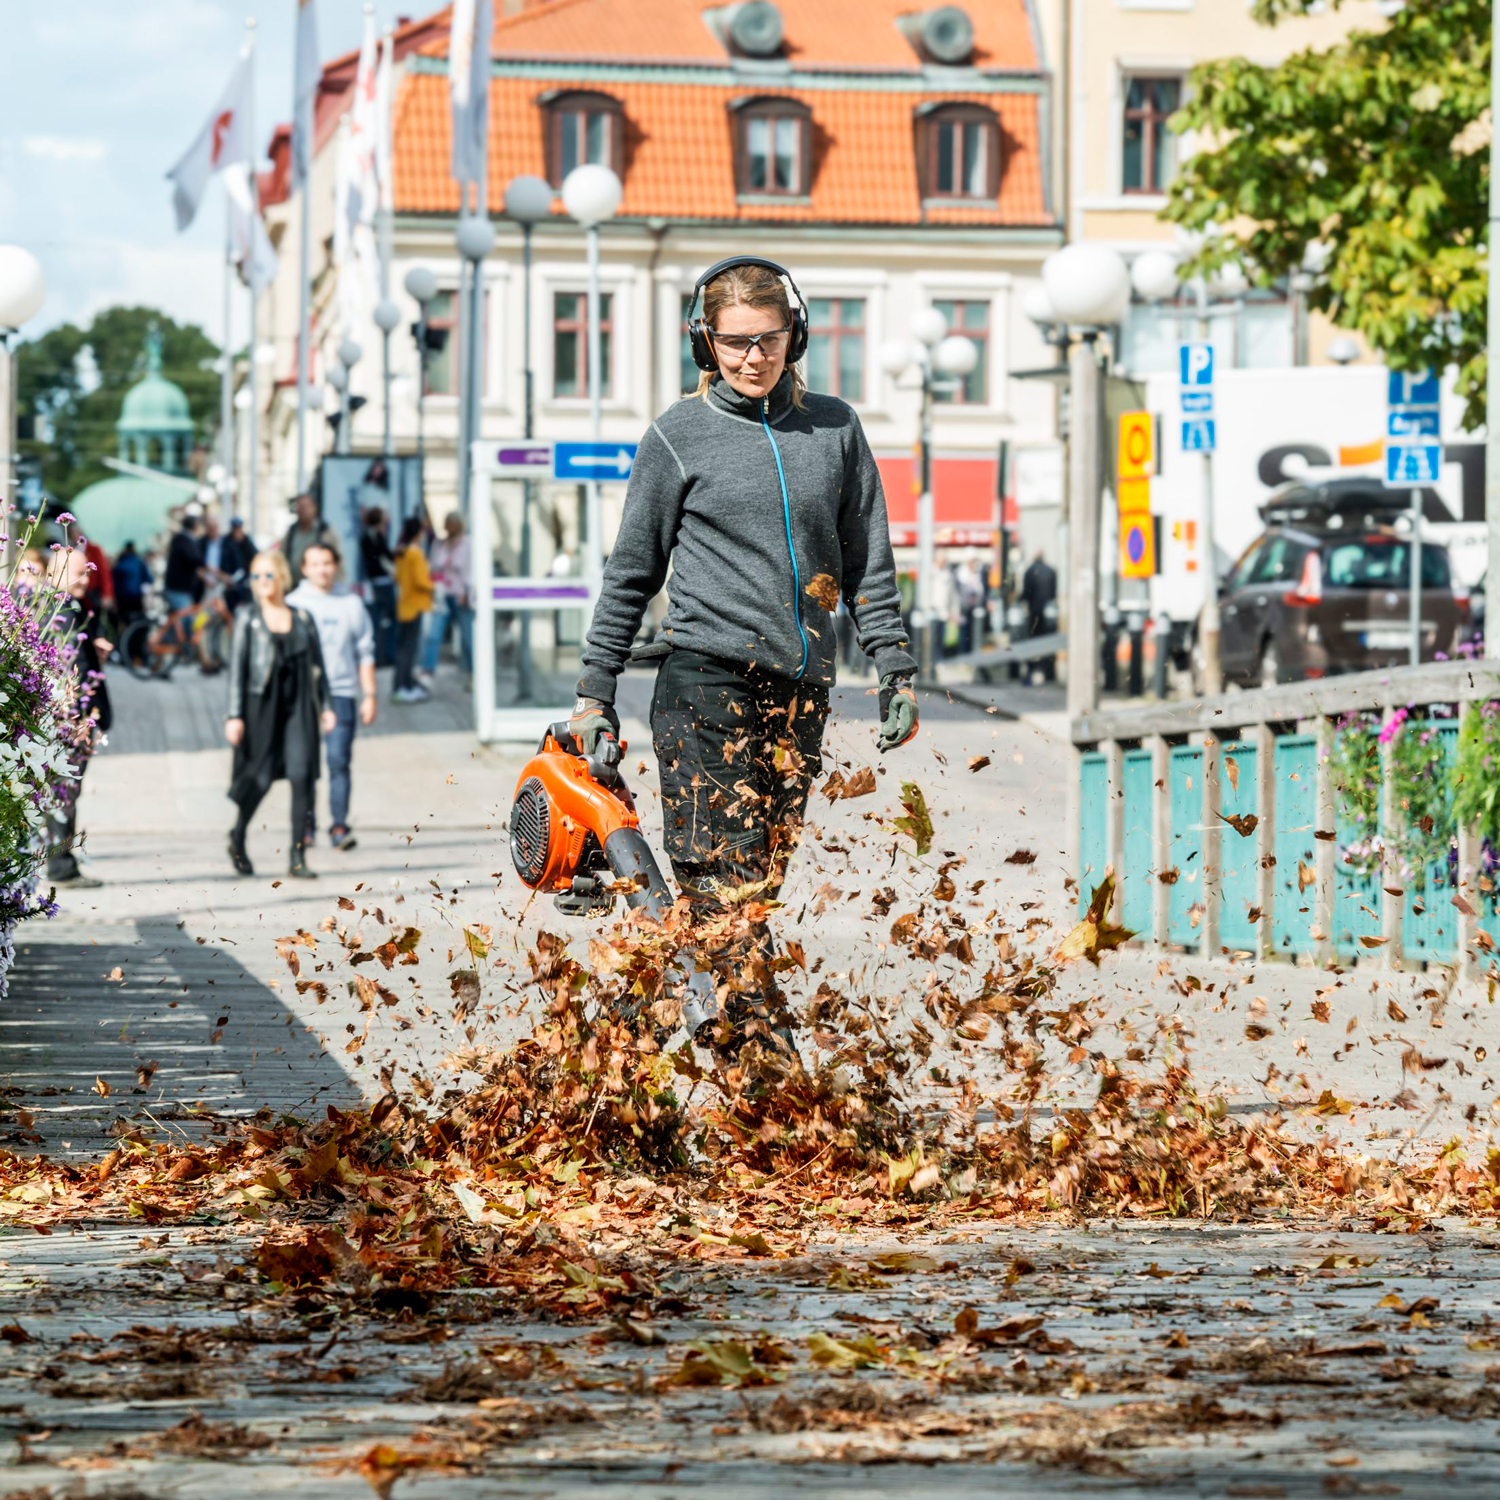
[509,722,717,1032]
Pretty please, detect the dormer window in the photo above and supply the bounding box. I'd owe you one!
[917,102,1000,202]
[732,96,812,198]
[543,90,624,188]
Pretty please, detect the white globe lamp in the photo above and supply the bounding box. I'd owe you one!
[1042,244,1131,326]
[326,362,348,392]
[1021,283,1058,328]
[455,216,496,262]
[910,306,948,347]
[505,174,553,225]
[561,164,623,227]
[0,246,46,330]
[337,339,363,369]
[1327,335,1360,366]
[233,386,253,411]
[1209,262,1250,299]
[879,338,920,377]
[404,266,438,305]
[373,299,402,334]
[933,334,979,377]
[1130,249,1180,304]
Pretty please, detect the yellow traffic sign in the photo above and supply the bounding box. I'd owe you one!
[1118,411,1154,480]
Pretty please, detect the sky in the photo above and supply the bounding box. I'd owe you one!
[0,0,420,347]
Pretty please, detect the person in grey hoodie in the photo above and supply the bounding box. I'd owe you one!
[570,257,919,1054]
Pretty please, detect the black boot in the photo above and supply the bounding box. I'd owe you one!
[228,831,254,876]
[288,842,316,879]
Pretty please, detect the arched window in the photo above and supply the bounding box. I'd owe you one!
[541,90,625,188]
[731,96,813,198]
[916,102,1001,202]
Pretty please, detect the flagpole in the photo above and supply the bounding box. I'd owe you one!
[379,21,395,460]
[221,195,234,514]
[244,17,260,542]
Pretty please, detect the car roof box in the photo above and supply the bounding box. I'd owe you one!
[1259,478,1408,530]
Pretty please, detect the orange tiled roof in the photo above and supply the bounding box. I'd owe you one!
[393,76,1048,226]
[422,0,1042,73]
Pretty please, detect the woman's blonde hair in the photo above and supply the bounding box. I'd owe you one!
[252,549,292,598]
[693,263,806,407]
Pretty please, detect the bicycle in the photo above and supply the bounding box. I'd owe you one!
[119,582,240,681]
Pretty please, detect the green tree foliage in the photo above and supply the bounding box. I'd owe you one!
[16,307,220,504]
[1166,0,1491,426]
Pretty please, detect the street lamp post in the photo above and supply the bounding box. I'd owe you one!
[504,174,553,704]
[1031,242,1131,723]
[332,339,362,456]
[561,164,623,585]
[373,298,401,457]
[878,317,979,677]
[455,215,496,517]
[404,267,439,476]
[0,246,45,517]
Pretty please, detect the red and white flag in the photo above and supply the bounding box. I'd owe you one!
[166,51,253,231]
[375,25,394,213]
[449,0,492,188]
[224,162,279,296]
[347,10,379,222]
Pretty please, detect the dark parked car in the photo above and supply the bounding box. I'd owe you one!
[1217,480,1468,688]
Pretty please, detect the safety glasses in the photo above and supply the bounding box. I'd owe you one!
[710,326,791,361]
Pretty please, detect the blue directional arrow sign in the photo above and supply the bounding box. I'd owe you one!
[554,441,638,481]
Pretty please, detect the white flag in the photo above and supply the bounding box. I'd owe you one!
[166,51,253,230]
[224,162,279,296]
[348,10,379,224]
[375,26,394,214]
[292,0,319,193]
[449,0,492,187]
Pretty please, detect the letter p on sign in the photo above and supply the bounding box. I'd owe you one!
[1179,341,1214,387]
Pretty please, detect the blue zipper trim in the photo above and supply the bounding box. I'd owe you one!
[761,397,808,679]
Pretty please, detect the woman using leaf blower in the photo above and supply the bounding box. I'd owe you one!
[570,257,919,1058]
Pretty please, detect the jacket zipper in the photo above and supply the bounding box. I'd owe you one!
[762,395,808,679]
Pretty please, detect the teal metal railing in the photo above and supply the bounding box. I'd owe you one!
[1071,662,1500,971]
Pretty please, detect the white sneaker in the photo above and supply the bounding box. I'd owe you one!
[392,686,421,703]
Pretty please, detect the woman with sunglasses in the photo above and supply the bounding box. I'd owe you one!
[224,549,335,878]
[570,259,918,1060]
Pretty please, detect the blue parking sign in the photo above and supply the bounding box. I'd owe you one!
[1179,342,1214,387]
[1387,371,1440,408]
[1182,418,1216,453]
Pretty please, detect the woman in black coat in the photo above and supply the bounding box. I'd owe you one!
[224,549,334,878]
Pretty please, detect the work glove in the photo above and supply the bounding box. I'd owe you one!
[570,696,620,758]
[876,671,918,753]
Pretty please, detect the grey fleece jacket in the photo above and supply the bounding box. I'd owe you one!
[578,371,917,704]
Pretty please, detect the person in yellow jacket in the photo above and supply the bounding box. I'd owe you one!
[392,515,434,702]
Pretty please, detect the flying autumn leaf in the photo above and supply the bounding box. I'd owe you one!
[894,781,933,856]
[1053,873,1134,965]
[967,755,991,772]
[1225,756,1240,793]
[1216,810,1258,838]
[822,766,876,802]
[803,572,841,611]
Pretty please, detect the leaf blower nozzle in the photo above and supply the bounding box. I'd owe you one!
[509,722,718,1035]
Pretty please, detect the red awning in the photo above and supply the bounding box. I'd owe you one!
[875,453,1009,547]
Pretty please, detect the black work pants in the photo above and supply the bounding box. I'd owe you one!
[651,649,828,1019]
[394,618,423,691]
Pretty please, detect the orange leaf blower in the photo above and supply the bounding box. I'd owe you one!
[510,722,718,1035]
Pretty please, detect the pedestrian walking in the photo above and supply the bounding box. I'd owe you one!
[224,550,335,880]
[288,541,377,852]
[45,548,112,890]
[420,511,474,682]
[393,515,434,702]
[1020,548,1058,683]
[359,506,398,666]
[111,540,151,639]
[220,517,253,609]
[572,256,917,1056]
[164,511,209,629]
[282,492,338,581]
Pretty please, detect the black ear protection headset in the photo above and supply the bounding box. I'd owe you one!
[686,255,809,373]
